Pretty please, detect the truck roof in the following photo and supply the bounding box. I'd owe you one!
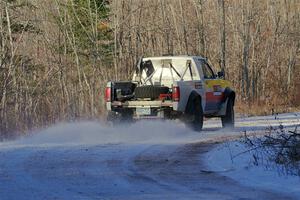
[143,55,206,61]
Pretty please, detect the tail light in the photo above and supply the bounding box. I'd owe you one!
[172,86,180,101]
[105,87,111,102]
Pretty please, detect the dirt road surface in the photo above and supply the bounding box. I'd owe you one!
[0,113,299,200]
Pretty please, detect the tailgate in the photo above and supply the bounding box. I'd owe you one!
[111,100,173,108]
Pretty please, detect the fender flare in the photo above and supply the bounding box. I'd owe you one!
[223,87,236,106]
[218,88,235,116]
[185,91,202,113]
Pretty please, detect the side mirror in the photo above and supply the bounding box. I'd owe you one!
[217,71,224,78]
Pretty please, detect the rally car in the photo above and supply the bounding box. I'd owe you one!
[105,56,235,131]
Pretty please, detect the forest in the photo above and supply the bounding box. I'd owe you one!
[0,0,299,137]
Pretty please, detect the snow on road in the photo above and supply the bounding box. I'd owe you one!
[0,112,299,200]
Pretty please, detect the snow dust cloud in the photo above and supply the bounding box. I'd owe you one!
[2,111,299,148]
[2,120,213,147]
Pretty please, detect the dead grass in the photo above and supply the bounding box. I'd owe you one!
[235,101,300,117]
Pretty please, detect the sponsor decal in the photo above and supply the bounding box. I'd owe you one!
[195,82,203,89]
[213,85,222,92]
[213,91,222,96]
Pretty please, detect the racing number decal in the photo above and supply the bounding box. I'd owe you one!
[195,82,203,89]
[213,85,222,96]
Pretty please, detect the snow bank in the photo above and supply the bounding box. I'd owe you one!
[204,142,300,199]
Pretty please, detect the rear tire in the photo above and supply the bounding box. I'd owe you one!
[221,98,234,128]
[120,110,134,123]
[107,110,133,125]
[185,98,203,131]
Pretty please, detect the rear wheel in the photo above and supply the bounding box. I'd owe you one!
[120,110,134,123]
[185,98,203,131]
[107,110,133,125]
[221,98,234,128]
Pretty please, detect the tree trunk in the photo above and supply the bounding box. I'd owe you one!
[218,0,226,78]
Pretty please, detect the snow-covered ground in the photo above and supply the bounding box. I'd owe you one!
[0,112,299,199]
[204,141,300,199]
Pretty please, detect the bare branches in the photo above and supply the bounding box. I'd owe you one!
[0,0,299,137]
[242,126,300,176]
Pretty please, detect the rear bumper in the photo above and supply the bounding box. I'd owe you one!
[133,115,165,120]
[108,100,182,120]
[110,100,173,108]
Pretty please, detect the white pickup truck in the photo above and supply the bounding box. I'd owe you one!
[105,56,235,131]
